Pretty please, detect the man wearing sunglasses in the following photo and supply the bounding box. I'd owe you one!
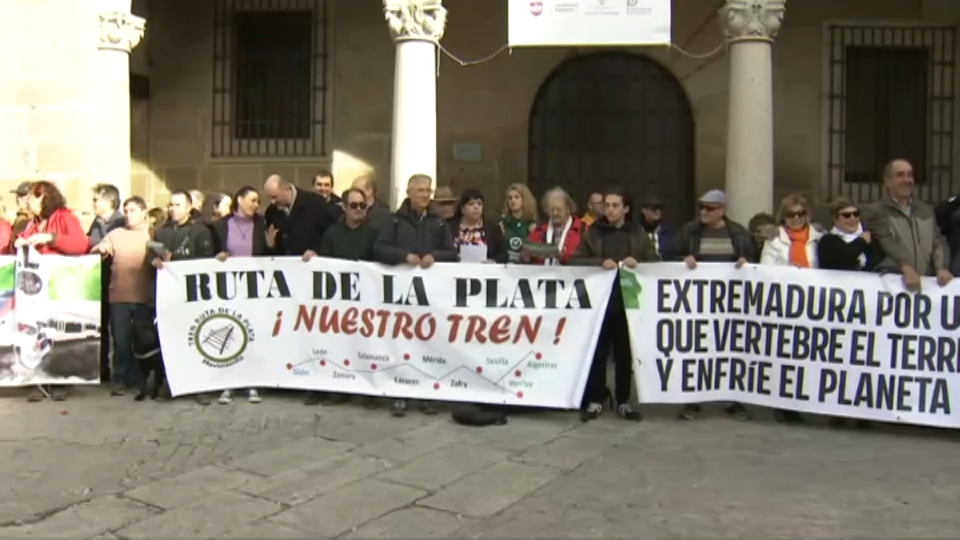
[669,189,756,421]
[318,188,381,262]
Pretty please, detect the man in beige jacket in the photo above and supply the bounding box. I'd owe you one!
[863,159,952,291]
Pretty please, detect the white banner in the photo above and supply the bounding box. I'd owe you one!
[156,258,616,408]
[508,0,671,47]
[624,263,960,429]
[0,252,102,387]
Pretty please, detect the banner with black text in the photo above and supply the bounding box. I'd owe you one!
[623,263,960,428]
[156,258,615,408]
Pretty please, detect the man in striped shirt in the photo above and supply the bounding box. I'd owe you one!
[668,189,756,422]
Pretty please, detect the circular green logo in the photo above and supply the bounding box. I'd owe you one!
[192,313,249,368]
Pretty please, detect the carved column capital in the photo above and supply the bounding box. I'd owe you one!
[98,10,145,52]
[719,0,785,42]
[383,0,446,43]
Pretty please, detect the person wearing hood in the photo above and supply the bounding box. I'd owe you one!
[635,196,674,260]
[375,174,456,417]
[570,187,656,422]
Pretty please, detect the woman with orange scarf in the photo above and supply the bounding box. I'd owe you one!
[760,194,823,423]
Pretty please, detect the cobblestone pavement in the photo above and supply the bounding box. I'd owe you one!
[0,386,958,539]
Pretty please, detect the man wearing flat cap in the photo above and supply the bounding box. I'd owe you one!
[669,188,756,422]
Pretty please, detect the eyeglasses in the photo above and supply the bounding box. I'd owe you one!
[837,210,859,219]
[348,202,368,210]
[698,204,721,212]
[784,211,807,219]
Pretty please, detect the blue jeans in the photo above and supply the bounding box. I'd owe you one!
[110,303,151,390]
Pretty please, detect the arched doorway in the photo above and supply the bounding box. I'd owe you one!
[528,52,695,221]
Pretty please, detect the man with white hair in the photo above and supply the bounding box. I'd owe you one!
[262,174,336,258]
[375,173,456,417]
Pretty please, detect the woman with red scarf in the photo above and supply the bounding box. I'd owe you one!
[16,181,89,403]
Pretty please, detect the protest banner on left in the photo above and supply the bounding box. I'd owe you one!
[156,257,616,409]
[623,262,960,429]
[0,251,102,387]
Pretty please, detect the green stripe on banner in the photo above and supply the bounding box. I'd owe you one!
[47,258,102,301]
[0,261,15,292]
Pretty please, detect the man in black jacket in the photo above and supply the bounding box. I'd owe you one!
[263,174,336,259]
[152,190,215,405]
[375,174,456,417]
[88,183,126,384]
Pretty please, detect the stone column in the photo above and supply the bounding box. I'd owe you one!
[383,0,447,209]
[719,0,785,224]
[96,3,145,199]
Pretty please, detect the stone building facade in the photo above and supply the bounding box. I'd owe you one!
[1,0,957,224]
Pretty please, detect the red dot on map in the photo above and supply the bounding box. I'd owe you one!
[433,382,440,390]
[516,391,524,399]
[403,353,410,360]
[535,352,543,360]
[475,367,483,374]
[514,370,522,377]
[371,363,377,370]
[285,363,293,370]
[319,360,326,367]
[343,359,351,366]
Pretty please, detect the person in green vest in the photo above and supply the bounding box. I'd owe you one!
[498,183,538,263]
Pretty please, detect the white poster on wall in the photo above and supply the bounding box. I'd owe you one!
[508,0,672,47]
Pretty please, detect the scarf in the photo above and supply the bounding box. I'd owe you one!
[544,217,572,266]
[786,227,810,268]
[830,224,867,268]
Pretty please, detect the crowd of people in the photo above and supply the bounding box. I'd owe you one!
[8,158,954,426]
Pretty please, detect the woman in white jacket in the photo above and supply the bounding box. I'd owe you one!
[760,194,822,424]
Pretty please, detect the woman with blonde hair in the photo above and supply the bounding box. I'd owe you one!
[499,183,538,263]
[760,193,822,424]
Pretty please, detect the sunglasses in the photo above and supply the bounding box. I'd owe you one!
[347,202,368,210]
[784,211,807,219]
[837,210,859,219]
[698,204,721,212]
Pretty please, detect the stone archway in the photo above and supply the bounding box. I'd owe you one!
[528,52,695,221]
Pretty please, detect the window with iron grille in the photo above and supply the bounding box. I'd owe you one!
[826,26,955,203]
[212,0,329,157]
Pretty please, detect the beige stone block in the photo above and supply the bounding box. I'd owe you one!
[0,79,86,108]
[35,141,88,176]
[131,172,153,201]
[296,164,327,187]
[0,108,25,139]
[151,137,206,166]
[159,166,198,193]
[26,107,90,139]
[218,164,263,192]
[198,166,223,191]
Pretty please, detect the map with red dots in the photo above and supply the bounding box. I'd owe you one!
[285,349,553,403]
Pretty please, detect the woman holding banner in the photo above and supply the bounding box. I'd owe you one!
[212,186,275,405]
[760,194,823,424]
[15,181,89,403]
[818,197,880,428]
